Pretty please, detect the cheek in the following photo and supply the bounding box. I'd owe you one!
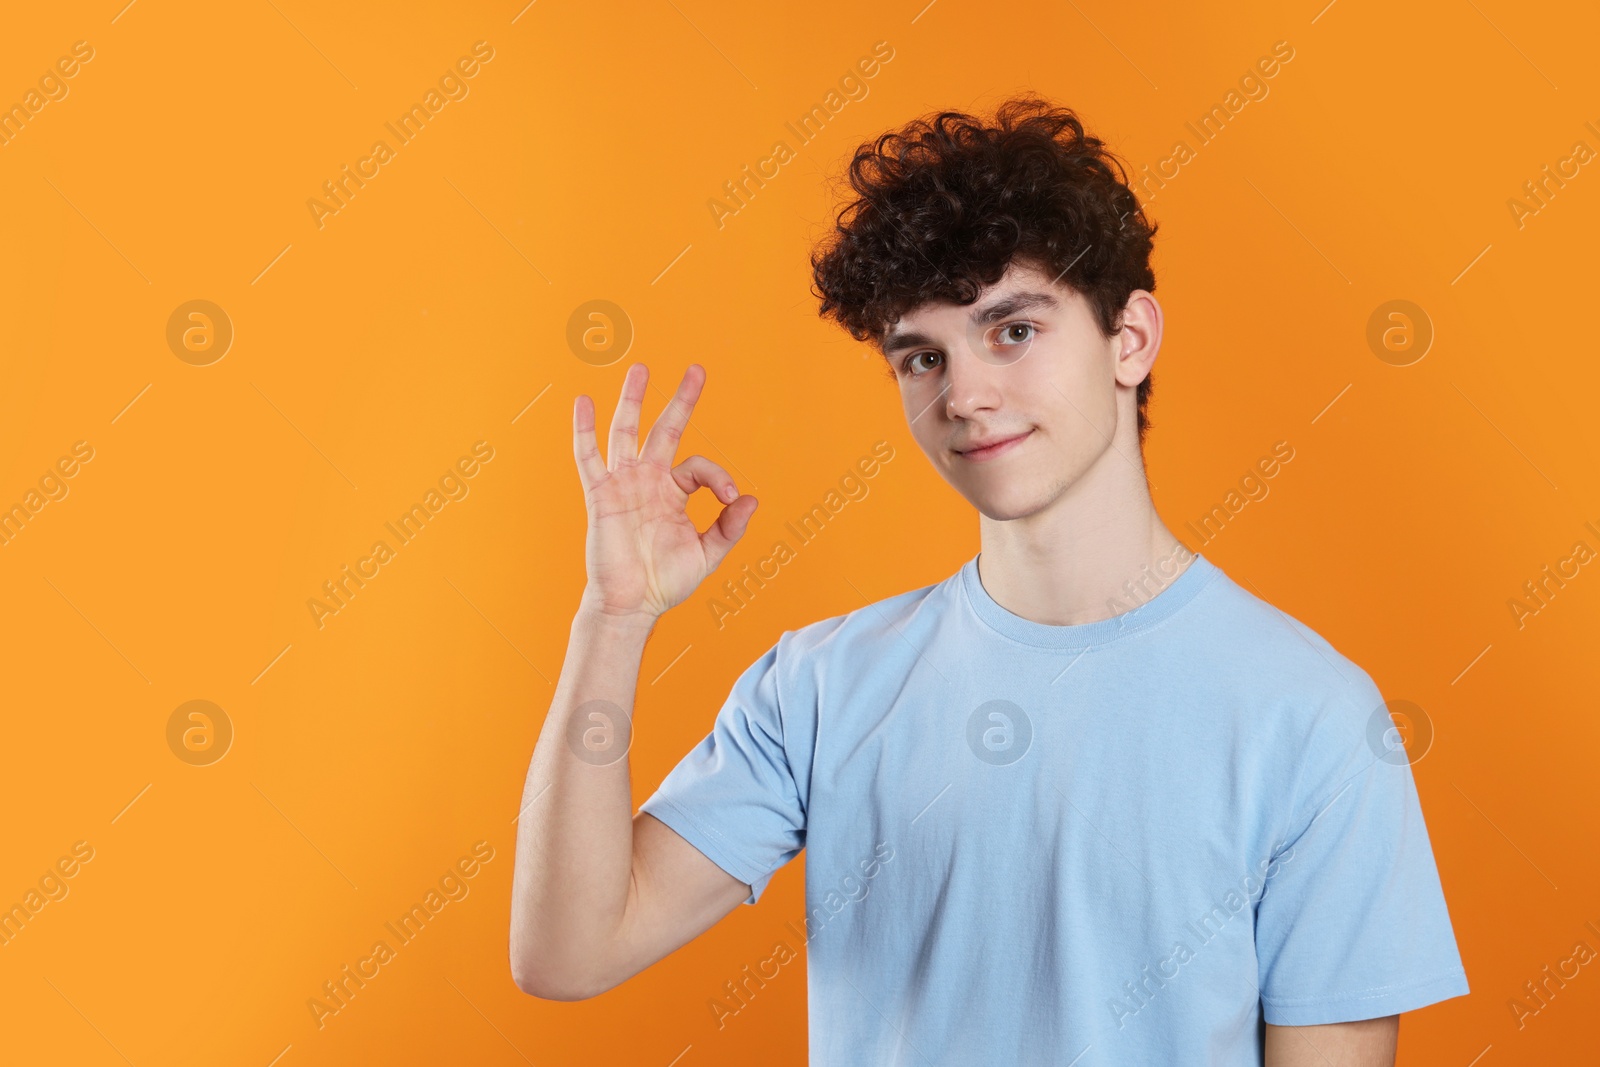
[1005,349,1060,413]
[1038,393,1116,456]
[1037,345,1116,417]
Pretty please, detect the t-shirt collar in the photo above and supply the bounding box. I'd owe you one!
[959,550,1218,649]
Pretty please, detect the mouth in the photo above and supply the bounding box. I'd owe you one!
[955,429,1033,461]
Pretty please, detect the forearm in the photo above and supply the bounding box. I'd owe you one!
[509,604,655,996]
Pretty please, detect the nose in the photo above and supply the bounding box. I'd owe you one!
[944,345,1006,421]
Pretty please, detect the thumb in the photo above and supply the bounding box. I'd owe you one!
[698,495,758,574]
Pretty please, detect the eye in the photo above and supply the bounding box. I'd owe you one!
[901,350,942,376]
[994,321,1036,345]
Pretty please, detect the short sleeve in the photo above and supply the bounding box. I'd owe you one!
[637,635,809,905]
[1255,683,1470,1024]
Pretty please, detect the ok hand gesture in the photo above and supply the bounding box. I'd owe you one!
[572,363,759,626]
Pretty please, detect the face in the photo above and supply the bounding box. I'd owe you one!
[880,258,1160,522]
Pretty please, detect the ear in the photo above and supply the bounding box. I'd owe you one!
[1111,290,1162,388]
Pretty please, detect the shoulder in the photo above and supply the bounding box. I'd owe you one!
[765,568,955,688]
[1181,563,1394,796]
[782,570,952,654]
[1195,560,1385,715]
[1200,565,1407,812]
[734,572,951,765]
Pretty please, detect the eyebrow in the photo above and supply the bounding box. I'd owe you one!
[880,290,1062,356]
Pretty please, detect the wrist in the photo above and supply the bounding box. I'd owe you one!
[573,598,659,636]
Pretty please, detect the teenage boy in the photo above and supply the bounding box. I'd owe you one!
[510,96,1468,1066]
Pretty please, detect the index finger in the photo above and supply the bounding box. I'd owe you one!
[639,363,706,467]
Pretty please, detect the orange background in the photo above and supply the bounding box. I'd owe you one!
[2,1,1598,1064]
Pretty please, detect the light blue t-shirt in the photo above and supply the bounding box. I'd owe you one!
[639,551,1469,1065]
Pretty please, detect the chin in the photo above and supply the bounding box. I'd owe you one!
[960,483,1058,522]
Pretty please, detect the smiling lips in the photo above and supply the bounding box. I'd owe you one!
[955,429,1033,461]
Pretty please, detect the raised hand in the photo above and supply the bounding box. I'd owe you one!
[572,363,758,626]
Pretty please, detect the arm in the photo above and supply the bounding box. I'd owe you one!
[1264,1017,1398,1067]
[508,610,755,999]
[509,361,760,1000]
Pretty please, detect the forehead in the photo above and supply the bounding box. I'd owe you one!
[880,259,1072,353]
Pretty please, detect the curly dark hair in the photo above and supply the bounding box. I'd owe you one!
[810,95,1160,444]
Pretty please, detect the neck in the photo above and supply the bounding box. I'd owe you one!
[975,438,1194,627]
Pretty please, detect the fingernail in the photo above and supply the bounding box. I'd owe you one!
[724,485,736,501]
